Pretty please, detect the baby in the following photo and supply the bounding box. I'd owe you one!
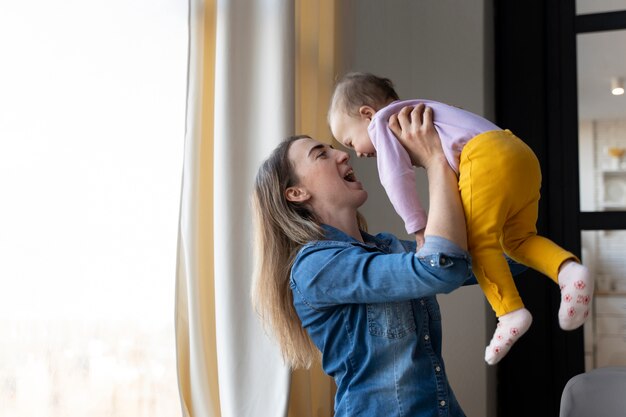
[328,72,593,365]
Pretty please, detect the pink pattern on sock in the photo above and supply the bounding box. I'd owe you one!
[485,308,532,365]
[558,262,593,331]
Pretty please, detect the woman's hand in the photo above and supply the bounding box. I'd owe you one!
[388,103,446,171]
[415,229,425,251]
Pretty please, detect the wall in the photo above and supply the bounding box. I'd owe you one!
[337,1,494,416]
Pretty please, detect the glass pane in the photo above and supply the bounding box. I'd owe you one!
[577,30,626,211]
[577,0,626,14]
[0,1,187,415]
[581,230,626,371]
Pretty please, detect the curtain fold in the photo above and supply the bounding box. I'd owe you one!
[176,0,294,416]
[295,0,337,143]
[175,0,220,416]
[176,1,340,416]
[213,0,293,415]
[288,2,338,417]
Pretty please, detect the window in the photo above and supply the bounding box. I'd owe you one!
[0,1,187,416]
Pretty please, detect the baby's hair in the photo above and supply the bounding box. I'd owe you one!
[329,72,400,121]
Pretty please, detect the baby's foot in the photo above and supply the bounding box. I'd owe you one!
[485,308,532,365]
[558,261,593,330]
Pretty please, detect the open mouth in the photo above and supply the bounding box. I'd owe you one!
[343,169,356,182]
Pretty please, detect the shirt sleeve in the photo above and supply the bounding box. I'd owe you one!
[290,242,470,310]
[369,115,427,234]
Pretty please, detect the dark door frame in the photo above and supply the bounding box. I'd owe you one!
[494,1,626,416]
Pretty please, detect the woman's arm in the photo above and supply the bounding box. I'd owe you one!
[389,104,468,251]
[291,242,471,308]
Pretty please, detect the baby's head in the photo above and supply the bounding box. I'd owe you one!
[328,72,399,158]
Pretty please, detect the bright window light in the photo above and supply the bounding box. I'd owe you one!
[0,1,187,416]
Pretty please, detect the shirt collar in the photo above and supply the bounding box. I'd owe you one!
[321,224,384,247]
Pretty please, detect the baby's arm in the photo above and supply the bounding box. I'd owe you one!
[389,104,467,251]
[371,110,428,237]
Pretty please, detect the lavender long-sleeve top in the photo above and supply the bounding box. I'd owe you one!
[369,99,501,235]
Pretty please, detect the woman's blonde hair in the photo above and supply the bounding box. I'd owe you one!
[251,135,366,369]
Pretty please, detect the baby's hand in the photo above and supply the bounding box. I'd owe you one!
[415,229,425,251]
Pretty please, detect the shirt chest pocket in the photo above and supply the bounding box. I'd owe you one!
[367,301,416,339]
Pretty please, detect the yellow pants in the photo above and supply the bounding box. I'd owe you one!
[458,130,577,317]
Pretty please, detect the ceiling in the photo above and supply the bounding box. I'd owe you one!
[577,29,626,121]
[576,1,626,121]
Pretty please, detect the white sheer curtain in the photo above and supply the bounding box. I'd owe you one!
[213,0,293,415]
[176,0,293,416]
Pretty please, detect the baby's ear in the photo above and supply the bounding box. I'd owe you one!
[358,105,376,121]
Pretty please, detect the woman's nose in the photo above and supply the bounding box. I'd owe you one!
[336,149,350,162]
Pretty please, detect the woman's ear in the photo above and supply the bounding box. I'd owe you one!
[358,105,376,121]
[285,186,310,203]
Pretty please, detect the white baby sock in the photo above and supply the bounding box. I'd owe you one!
[558,261,593,331]
[485,308,533,365]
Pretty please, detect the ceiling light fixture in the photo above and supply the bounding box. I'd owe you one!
[611,77,624,96]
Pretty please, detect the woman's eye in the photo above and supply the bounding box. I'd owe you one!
[317,151,327,158]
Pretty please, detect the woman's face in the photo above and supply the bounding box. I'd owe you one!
[286,137,367,221]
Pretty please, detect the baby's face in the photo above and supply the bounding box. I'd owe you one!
[329,110,376,158]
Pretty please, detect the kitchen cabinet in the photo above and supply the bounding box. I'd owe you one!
[599,170,626,210]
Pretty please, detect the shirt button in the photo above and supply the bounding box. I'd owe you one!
[435,366,441,372]
[439,255,447,265]
[440,400,446,407]
[430,259,436,267]
[424,334,430,341]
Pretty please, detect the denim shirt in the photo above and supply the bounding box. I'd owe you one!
[290,225,473,417]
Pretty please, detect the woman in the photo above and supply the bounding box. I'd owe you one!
[252,105,472,416]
